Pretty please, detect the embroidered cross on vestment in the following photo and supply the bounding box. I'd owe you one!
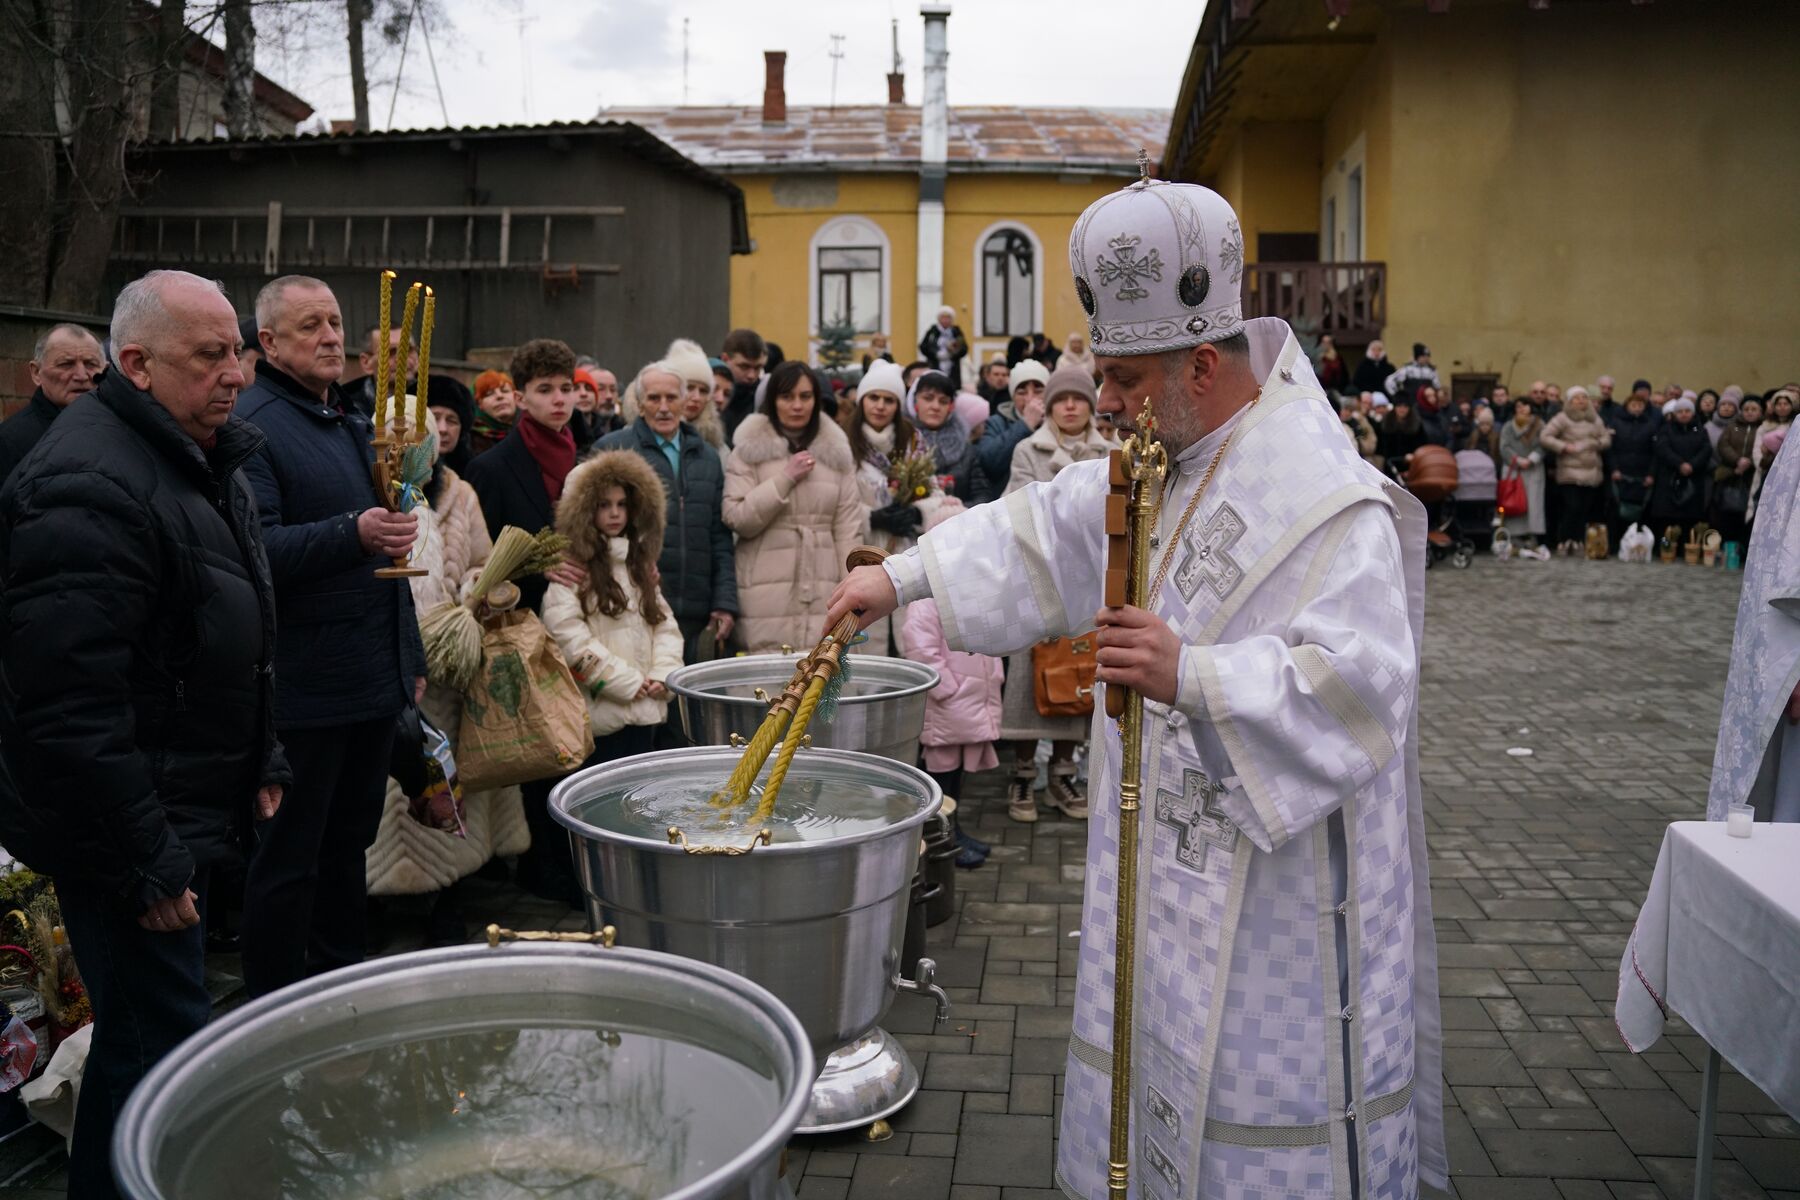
[1155,768,1239,873]
[1173,501,1246,603]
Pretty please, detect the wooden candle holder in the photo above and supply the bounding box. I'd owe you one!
[371,428,429,579]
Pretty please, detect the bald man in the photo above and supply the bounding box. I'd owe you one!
[0,270,287,1200]
[0,324,104,485]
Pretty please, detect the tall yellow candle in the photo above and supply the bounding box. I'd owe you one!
[374,270,395,433]
[416,287,435,437]
[392,282,421,438]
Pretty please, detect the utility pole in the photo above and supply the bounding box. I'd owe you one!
[891,17,902,75]
[683,17,690,104]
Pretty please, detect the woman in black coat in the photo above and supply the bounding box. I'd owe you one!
[1649,398,1713,542]
[1378,399,1427,474]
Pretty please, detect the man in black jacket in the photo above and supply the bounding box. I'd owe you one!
[594,363,738,662]
[0,270,288,1200]
[719,327,767,443]
[0,323,104,485]
[236,274,425,998]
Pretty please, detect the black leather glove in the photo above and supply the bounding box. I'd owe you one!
[869,502,924,536]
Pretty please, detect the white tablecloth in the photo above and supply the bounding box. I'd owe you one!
[1616,820,1800,1119]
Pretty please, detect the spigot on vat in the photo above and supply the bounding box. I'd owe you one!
[893,957,951,1026]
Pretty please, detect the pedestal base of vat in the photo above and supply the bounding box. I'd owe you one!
[795,1026,919,1134]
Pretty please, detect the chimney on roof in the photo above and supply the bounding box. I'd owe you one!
[887,17,905,105]
[916,3,951,346]
[762,50,787,125]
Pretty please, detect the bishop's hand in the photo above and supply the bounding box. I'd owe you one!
[1093,605,1181,707]
[824,566,898,636]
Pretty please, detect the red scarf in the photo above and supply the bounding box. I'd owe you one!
[517,415,576,504]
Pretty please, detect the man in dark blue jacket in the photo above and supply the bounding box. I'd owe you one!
[236,275,425,998]
[0,271,288,1200]
[594,363,737,663]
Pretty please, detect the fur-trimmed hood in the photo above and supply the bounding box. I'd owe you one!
[556,449,667,566]
[730,411,854,473]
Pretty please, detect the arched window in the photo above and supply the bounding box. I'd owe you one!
[811,217,888,335]
[980,227,1036,337]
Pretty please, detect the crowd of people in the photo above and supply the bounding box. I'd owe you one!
[2,262,1787,1198]
[1322,338,1792,557]
[0,270,1130,1198]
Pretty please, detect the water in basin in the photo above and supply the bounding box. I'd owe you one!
[160,1013,780,1199]
[568,764,921,847]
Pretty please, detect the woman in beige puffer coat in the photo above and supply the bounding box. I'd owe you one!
[724,362,869,654]
[367,398,527,923]
[1539,386,1613,555]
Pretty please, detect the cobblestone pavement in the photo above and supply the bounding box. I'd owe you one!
[5,556,1792,1199]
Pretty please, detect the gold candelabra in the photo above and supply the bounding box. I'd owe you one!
[1102,395,1167,1196]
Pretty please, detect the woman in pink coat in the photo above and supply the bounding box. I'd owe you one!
[899,500,1001,865]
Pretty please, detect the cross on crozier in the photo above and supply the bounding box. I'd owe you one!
[1173,501,1246,603]
[1155,768,1239,873]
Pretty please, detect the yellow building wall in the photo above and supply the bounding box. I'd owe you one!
[1209,122,1322,263]
[724,169,1130,371]
[726,173,917,365]
[942,173,1129,366]
[1376,1,1800,393]
[1321,38,1393,265]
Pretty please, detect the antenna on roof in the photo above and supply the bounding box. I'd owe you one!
[683,17,691,105]
[890,18,902,74]
[829,33,846,112]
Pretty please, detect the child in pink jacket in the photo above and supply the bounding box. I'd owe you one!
[900,500,1002,864]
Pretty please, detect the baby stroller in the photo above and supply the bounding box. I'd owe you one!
[1449,450,1498,563]
[1397,445,1476,569]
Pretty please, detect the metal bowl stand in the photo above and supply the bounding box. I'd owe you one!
[797,958,950,1136]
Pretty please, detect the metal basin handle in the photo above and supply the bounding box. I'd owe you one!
[667,825,773,855]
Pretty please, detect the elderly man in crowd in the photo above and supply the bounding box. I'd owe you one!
[236,275,424,998]
[0,270,287,1199]
[0,323,105,484]
[595,361,738,666]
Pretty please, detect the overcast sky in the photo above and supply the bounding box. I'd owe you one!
[259,0,1200,132]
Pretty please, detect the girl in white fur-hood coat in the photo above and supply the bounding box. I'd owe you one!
[542,450,684,759]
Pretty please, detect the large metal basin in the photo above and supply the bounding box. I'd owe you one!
[667,655,937,763]
[113,943,813,1200]
[550,746,940,1065]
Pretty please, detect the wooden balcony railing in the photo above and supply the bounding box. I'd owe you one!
[1246,261,1385,344]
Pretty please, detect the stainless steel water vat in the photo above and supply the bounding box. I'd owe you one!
[113,942,813,1200]
[550,746,950,1133]
[666,655,937,764]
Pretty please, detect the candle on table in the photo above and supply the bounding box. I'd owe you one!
[1727,803,1754,839]
[416,287,434,437]
[392,282,421,439]
[374,270,395,433]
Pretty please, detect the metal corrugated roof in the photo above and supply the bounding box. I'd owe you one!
[600,105,1170,173]
[127,121,752,253]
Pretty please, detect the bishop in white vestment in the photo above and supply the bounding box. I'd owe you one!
[829,176,1446,1199]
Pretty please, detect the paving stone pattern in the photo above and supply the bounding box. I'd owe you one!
[4,557,1793,1198]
